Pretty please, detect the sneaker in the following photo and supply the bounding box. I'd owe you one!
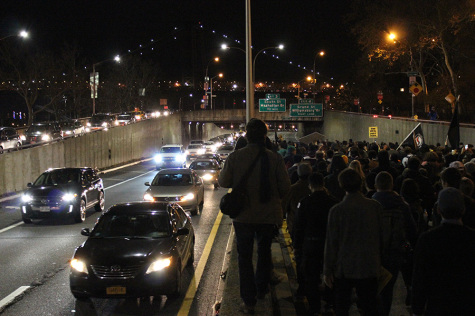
[239,302,255,314]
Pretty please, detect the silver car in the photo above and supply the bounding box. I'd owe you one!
[143,168,204,216]
[216,144,235,160]
[0,127,22,153]
[188,159,221,189]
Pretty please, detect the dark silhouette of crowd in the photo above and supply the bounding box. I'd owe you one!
[276,138,475,316]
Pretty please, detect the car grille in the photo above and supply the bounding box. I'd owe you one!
[91,264,143,279]
[154,196,180,202]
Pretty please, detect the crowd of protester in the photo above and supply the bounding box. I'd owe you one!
[277,138,475,315]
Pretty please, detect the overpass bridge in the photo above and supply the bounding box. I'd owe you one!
[181,109,323,123]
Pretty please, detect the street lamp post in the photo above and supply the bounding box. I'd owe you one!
[313,50,325,101]
[91,55,120,115]
[210,73,223,110]
[0,30,29,41]
[204,57,219,109]
[296,77,312,101]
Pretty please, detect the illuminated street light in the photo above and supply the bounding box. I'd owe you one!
[210,73,223,110]
[252,45,284,83]
[91,55,121,115]
[221,44,246,53]
[0,30,29,41]
[296,76,312,101]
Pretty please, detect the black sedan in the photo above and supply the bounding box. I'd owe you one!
[20,167,105,223]
[70,202,194,300]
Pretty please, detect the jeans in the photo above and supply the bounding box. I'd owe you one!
[334,277,379,316]
[233,221,275,306]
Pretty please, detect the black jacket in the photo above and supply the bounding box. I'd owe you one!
[293,190,338,254]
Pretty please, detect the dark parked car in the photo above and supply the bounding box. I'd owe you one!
[0,127,22,153]
[69,202,194,300]
[20,167,105,223]
[24,122,62,145]
[87,113,114,131]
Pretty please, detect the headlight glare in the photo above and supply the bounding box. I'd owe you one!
[62,193,77,202]
[22,194,32,203]
[143,193,154,201]
[154,155,163,163]
[41,134,51,141]
[202,174,213,181]
[180,193,195,201]
[197,148,205,155]
[146,257,172,274]
[71,259,88,274]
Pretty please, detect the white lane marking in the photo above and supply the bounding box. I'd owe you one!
[4,206,19,210]
[104,170,156,191]
[0,222,23,234]
[0,195,20,203]
[0,286,30,311]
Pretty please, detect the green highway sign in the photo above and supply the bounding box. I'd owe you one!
[289,103,323,117]
[266,93,280,99]
[259,98,286,112]
[298,98,313,104]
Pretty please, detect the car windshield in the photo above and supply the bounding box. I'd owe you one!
[190,161,218,170]
[27,125,48,133]
[151,173,192,186]
[91,212,170,238]
[187,145,202,149]
[117,115,131,120]
[33,169,80,186]
[91,115,109,123]
[218,145,234,151]
[160,147,181,153]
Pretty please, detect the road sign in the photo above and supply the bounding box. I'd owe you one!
[407,71,418,77]
[289,103,323,117]
[377,91,383,100]
[354,98,359,105]
[409,83,422,96]
[266,93,280,99]
[259,98,286,112]
[298,98,313,104]
[369,126,378,138]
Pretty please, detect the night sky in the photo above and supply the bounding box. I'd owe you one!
[1,0,358,83]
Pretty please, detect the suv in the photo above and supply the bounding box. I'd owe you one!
[185,144,206,160]
[24,122,62,145]
[153,144,187,170]
[20,167,105,223]
[0,127,22,153]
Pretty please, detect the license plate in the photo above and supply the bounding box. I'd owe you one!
[106,286,126,295]
[39,206,50,212]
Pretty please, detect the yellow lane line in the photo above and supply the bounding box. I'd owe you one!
[178,211,224,315]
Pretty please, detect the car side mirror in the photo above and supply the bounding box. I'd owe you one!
[81,228,90,236]
[144,182,150,186]
[27,183,32,187]
[175,227,189,236]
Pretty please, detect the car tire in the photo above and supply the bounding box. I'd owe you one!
[168,262,182,299]
[94,192,105,212]
[22,217,32,224]
[198,200,204,213]
[190,207,198,216]
[74,199,87,223]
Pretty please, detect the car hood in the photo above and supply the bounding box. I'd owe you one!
[76,238,174,265]
[26,184,81,198]
[146,185,195,197]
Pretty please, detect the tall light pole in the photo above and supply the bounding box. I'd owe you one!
[252,45,284,83]
[296,76,312,101]
[0,30,29,41]
[313,50,325,102]
[245,0,253,123]
[91,55,120,115]
[210,73,223,110]
[204,57,219,109]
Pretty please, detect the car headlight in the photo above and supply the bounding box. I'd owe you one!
[70,258,88,274]
[197,148,205,155]
[185,150,190,155]
[175,154,186,162]
[22,194,32,203]
[115,121,119,126]
[62,193,77,202]
[86,122,91,127]
[41,134,51,141]
[154,154,163,163]
[202,174,213,181]
[146,257,172,274]
[101,122,108,127]
[227,136,233,142]
[180,193,195,201]
[20,135,26,141]
[143,193,154,201]
[163,111,169,116]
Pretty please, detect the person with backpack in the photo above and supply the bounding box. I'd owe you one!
[372,171,417,315]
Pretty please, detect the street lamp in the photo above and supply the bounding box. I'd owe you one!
[221,44,246,54]
[313,50,325,101]
[91,55,121,115]
[205,57,220,83]
[0,30,29,41]
[210,73,223,110]
[252,44,284,83]
[296,76,312,101]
